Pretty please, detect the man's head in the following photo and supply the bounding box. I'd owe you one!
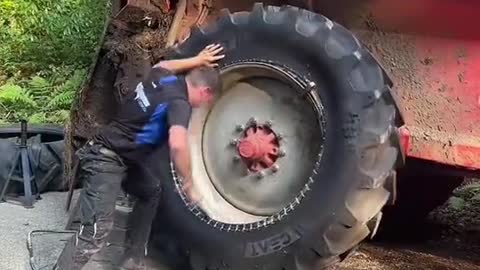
[185,66,221,107]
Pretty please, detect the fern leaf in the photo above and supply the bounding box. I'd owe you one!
[46,109,70,124]
[29,75,50,89]
[55,68,86,94]
[29,112,47,123]
[27,75,52,97]
[47,89,75,110]
[0,83,37,108]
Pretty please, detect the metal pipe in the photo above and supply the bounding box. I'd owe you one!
[20,120,27,146]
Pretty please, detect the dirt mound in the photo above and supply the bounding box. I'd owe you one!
[429,178,480,243]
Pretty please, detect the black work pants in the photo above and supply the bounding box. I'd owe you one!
[122,161,163,260]
[56,143,127,270]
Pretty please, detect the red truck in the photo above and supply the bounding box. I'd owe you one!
[69,0,480,269]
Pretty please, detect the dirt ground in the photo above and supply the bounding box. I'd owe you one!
[337,242,480,270]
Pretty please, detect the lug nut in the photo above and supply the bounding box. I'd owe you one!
[265,120,273,127]
[277,134,284,141]
[233,156,241,162]
[271,164,279,173]
[229,139,239,146]
[235,124,245,132]
[248,117,257,125]
[278,150,286,157]
[257,171,265,179]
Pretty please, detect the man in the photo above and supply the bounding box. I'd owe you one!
[56,44,225,270]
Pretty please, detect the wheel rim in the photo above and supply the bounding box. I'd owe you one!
[183,62,326,224]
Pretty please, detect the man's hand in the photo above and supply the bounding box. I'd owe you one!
[196,44,225,67]
[153,44,225,73]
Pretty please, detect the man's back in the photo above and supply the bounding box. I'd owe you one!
[94,67,192,164]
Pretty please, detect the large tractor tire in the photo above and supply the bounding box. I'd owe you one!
[152,3,403,269]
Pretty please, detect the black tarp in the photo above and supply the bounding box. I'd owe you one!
[0,131,66,196]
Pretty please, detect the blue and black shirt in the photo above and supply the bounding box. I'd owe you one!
[94,67,192,164]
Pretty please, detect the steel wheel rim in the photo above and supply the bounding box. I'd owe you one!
[182,61,326,224]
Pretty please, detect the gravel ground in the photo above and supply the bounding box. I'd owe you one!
[0,192,73,270]
[1,190,479,270]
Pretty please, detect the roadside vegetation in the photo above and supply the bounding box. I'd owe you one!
[430,178,480,239]
[0,0,110,124]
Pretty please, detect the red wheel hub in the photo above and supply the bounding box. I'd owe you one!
[237,125,280,172]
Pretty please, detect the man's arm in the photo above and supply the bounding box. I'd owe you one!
[169,126,192,185]
[154,44,224,73]
[167,99,199,202]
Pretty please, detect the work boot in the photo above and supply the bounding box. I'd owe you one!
[119,256,147,270]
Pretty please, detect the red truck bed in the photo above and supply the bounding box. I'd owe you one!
[310,0,480,170]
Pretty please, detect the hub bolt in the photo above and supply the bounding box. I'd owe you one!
[257,171,266,179]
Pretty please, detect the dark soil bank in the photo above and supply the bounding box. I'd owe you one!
[72,6,174,141]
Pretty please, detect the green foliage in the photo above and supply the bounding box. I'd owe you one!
[0,67,86,123]
[0,83,36,122]
[0,0,110,75]
[0,84,37,108]
[0,0,110,124]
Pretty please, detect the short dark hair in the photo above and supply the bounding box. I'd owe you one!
[186,66,221,94]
